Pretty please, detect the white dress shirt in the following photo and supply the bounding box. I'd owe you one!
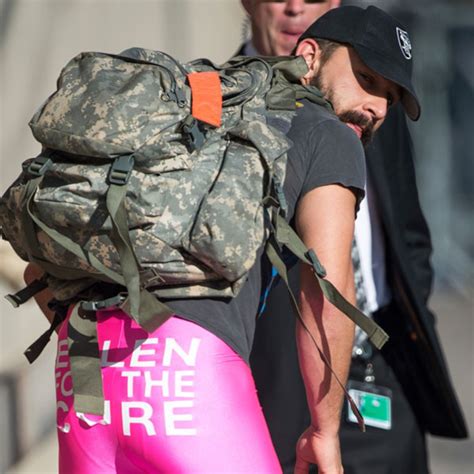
[354,176,391,313]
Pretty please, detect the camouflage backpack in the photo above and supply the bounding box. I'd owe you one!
[0,48,387,421]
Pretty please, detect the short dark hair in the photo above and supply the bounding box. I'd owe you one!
[315,38,341,65]
[292,37,342,64]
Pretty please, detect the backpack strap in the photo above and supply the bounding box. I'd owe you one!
[22,157,174,328]
[66,303,105,415]
[264,213,389,432]
[264,56,332,112]
[265,233,366,432]
[19,158,175,415]
[4,277,48,308]
[24,178,126,284]
[19,173,50,267]
[4,276,62,364]
[24,307,66,363]
[273,213,388,349]
[105,156,175,331]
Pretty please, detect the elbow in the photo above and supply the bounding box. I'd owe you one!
[24,263,43,285]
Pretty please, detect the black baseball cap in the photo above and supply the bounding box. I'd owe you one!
[298,5,420,120]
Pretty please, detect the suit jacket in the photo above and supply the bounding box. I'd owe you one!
[250,103,468,440]
[365,105,467,438]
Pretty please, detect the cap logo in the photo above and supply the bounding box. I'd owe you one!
[396,27,412,60]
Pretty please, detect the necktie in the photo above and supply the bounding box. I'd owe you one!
[351,238,373,360]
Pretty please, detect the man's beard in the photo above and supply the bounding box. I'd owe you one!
[312,76,375,146]
[337,110,375,147]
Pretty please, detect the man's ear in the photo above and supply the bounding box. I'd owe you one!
[330,0,342,9]
[295,38,322,84]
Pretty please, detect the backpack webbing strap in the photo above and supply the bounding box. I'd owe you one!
[67,303,104,415]
[274,214,389,350]
[20,177,48,266]
[25,172,173,415]
[105,174,175,332]
[5,278,48,308]
[23,171,172,331]
[106,182,141,316]
[27,260,104,281]
[24,309,65,363]
[25,184,126,286]
[265,236,366,432]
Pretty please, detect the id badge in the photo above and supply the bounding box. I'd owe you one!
[346,380,392,430]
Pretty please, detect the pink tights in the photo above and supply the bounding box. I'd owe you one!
[55,308,281,473]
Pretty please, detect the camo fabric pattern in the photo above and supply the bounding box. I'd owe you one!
[0,49,317,302]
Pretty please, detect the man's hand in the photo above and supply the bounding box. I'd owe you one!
[24,263,56,325]
[294,427,343,474]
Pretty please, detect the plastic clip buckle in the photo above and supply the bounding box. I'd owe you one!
[28,156,52,176]
[182,117,205,151]
[175,87,187,108]
[274,180,288,218]
[109,155,135,185]
[81,294,126,312]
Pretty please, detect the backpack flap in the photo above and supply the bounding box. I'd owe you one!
[29,51,188,159]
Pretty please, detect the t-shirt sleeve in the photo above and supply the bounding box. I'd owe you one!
[285,116,366,216]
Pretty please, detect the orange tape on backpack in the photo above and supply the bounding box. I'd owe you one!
[187,72,222,128]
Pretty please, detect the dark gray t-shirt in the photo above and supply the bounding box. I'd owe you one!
[167,100,366,361]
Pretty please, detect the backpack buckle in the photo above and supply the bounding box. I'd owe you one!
[28,156,52,176]
[182,116,205,151]
[273,179,288,218]
[81,294,126,311]
[109,156,135,185]
[4,278,49,308]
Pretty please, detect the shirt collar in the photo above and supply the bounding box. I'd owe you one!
[242,40,259,57]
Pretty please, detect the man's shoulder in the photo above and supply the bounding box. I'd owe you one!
[293,99,337,125]
[290,100,363,154]
[284,99,366,212]
[291,101,352,136]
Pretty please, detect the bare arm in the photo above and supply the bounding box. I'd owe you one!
[294,184,357,474]
[24,263,55,325]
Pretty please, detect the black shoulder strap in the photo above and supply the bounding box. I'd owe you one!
[273,214,388,349]
[5,278,48,308]
[265,234,366,432]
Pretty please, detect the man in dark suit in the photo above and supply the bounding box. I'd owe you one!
[239,1,468,473]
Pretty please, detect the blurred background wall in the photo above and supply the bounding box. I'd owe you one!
[0,0,472,472]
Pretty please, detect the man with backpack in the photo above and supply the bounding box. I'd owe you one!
[241,1,468,473]
[8,5,425,473]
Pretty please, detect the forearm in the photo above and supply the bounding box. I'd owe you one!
[296,265,355,435]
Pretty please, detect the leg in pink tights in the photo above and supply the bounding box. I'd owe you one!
[55,308,281,473]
